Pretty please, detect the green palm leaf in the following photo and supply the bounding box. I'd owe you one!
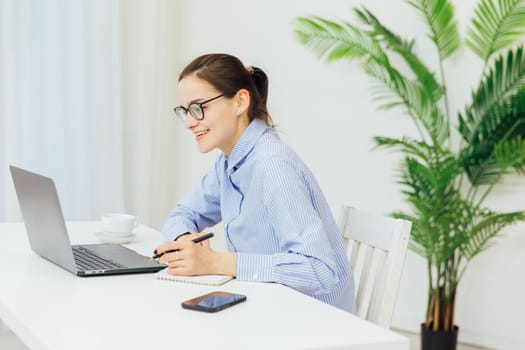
[295,15,446,145]
[494,136,525,172]
[389,141,461,189]
[391,144,464,264]
[293,16,387,64]
[407,0,460,59]
[399,156,464,263]
[374,136,435,160]
[366,61,448,145]
[460,149,502,186]
[459,46,525,144]
[354,7,444,103]
[466,0,525,62]
[365,62,431,118]
[459,52,525,186]
[392,212,428,257]
[355,7,449,145]
[462,211,525,260]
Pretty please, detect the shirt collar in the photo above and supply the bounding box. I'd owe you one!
[225,119,269,172]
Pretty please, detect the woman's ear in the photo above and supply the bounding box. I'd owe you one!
[235,89,250,115]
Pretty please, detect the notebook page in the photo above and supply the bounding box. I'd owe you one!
[155,268,233,286]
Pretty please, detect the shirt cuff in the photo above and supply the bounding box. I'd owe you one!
[161,218,197,241]
[236,253,274,282]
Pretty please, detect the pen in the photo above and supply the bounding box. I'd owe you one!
[150,232,214,260]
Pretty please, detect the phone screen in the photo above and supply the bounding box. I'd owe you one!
[181,291,247,313]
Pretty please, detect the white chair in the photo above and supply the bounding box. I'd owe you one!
[338,205,412,328]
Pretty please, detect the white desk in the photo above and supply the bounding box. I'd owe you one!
[0,222,409,350]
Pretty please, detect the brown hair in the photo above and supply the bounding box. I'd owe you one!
[179,53,273,126]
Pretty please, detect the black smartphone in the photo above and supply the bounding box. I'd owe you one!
[181,291,247,313]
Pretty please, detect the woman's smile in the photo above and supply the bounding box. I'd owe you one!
[194,128,210,141]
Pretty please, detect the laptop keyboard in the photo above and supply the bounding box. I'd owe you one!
[73,246,126,271]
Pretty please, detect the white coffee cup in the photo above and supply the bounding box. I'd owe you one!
[100,213,138,236]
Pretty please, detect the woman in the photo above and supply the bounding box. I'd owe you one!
[156,53,355,312]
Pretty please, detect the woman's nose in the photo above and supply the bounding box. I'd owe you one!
[184,115,198,130]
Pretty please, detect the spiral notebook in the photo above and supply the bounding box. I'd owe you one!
[155,268,233,286]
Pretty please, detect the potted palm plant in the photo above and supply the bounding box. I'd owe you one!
[293,1,525,349]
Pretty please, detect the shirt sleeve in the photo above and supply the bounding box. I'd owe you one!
[235,156,341,296]
[161,161,222,241]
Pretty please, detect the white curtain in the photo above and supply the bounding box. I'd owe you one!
[0,0,179,226]
[0,0,179,332]
[1,0,124,220]
[120,0,180,229]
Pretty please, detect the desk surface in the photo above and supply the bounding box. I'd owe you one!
[0,222,408,350]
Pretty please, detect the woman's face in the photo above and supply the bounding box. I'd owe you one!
[178,75,249,155]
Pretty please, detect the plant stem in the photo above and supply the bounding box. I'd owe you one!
[433,262,444,330]
[444,256,454,331]
[451,290,456,329]
[469,185,480,204]
[438,58,451,149]
[443,265,450,331]
[426,291,434,328]
[456,172,464,193]
[433,290,440,331]
[444,299,451,331]
[457,264,468,284]
[447,255,454,299]
[453,251,461,292]
[477,181,497,207]
[408,111,428,143]
[425,261,434,327]
[466,181,475,202]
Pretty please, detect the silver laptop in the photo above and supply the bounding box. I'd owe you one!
[10,165,164,276]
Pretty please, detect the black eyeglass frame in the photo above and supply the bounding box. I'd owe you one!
[173,93,225,122]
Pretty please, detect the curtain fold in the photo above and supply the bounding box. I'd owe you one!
[1,0,124,221]
[120,0,180,230]
[0,0,179,228]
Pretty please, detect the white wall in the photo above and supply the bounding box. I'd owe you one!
[171,0,525,348]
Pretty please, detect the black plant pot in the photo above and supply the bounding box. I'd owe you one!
[421,323,459,350]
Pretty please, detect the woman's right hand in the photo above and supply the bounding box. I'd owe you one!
[154,234,236,276]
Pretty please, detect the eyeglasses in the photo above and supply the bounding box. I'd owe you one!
[173,94,225,123]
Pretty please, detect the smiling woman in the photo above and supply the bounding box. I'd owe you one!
[158,53,356,312]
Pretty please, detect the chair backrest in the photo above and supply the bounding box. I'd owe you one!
[338,205,411,328]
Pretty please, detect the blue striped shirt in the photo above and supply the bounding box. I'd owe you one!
[162,119,355,312]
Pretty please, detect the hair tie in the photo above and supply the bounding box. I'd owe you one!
[246,66,255,75]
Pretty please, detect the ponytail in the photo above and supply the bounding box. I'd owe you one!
[247,66,271,126]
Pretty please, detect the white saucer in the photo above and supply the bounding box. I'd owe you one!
[94,232,136,244]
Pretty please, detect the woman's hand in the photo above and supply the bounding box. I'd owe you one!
[154,233,236,276]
